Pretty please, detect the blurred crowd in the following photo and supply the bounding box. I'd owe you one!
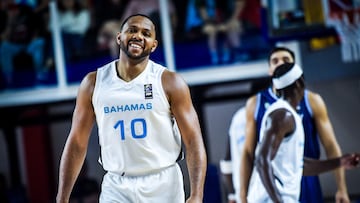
[0,0,271,90]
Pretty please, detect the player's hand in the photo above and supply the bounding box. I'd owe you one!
[340,153,360,169]
[335,189,350,203]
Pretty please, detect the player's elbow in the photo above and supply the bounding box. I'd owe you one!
[244,147,255,161]
[324,142,342,158]
[255,154,268,173]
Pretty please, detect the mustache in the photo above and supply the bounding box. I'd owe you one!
[128,39,143,45]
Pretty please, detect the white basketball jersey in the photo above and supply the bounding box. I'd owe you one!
[228,106,246,200]
[248,99,304,203]
[92,60,182,176]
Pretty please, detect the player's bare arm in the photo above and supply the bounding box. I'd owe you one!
[308,91,348,201]
[309,91,342,158]
[239,95,257,203]
[56,72,97,203]
[303,153,360,176]
[256,109,295,203]
[162,70,207,202]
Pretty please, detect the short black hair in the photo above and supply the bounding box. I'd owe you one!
[268,47,295,64]
[120,14,156,31]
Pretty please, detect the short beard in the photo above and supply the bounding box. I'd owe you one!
[120,41,151,60]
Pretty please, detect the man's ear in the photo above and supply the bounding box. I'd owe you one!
[151,40,158,52]
[116,32,121,45]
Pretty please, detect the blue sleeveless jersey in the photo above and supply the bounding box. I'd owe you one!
[254,87,323,203]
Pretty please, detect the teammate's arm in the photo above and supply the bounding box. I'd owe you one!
[56,72,97,203]
[308,91,349,202]
[162,70,207,203]
[239,96,257,203]
[255,109,295,203]
[303,154,360,176]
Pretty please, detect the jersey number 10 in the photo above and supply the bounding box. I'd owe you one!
[114,118,147,140]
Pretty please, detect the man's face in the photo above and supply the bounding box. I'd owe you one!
[268,51,294,76]
[117,16,158,60]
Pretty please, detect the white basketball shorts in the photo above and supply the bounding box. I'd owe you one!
[99,164,185,203]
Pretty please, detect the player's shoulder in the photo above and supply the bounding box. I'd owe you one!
[74,71,97,101]
[80,71,97,90]
[246,94,257,104]
[162,68,187,87]
[306,89,321,98]
[268,101,295,123]
[161,68,189,101]
[245,94,257,112]
[306,89,325,107]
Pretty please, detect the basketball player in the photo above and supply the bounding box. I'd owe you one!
[56,14,207,203]
[247,62,360,203]
[220,107,246,203]
[240,47,350,203]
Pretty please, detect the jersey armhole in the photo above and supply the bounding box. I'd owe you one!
[254,93,261,121]
[303,90,313,117]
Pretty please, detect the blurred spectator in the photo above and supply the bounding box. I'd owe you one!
[97,20,121,59]
[90,0,129,59]
[55,0,91,62]
[33,0,50,13]
[198,0,243,64]
[171,1,190,42]
[0,1,8,90]
[120,0,177,44]
[0,2,46,88]
[93,0,129,28]
[187,0,267,65]
[233,0,271,61]
[13,0,37,9]
[0,2,7,36]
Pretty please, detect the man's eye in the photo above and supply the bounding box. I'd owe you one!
[128,28,136,33]
[143,32,151,37]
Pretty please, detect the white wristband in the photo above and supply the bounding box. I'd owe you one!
[228,193,236,201]
[219,159,232,174]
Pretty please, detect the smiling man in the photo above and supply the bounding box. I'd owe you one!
[56,14,207,203]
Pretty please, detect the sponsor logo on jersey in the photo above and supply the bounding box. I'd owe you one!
[144,84,153,99]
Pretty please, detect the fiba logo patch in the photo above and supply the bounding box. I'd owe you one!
[144,84,153,99]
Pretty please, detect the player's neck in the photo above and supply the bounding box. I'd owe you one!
[116,60,148,82]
